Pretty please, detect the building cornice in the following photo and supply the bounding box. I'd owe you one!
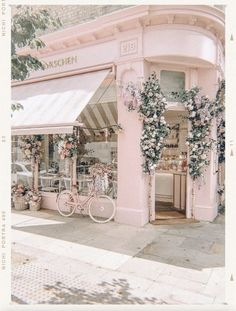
[17,5,224,58]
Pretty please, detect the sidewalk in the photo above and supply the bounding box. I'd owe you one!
[11,209,225,304]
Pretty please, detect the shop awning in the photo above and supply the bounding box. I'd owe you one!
[11,69,110,135]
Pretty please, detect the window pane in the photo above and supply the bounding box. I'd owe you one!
[160,70,185,101]
[11,136,33,187]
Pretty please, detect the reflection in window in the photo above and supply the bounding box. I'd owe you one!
[160,70,185,102]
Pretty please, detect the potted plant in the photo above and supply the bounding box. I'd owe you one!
[11,183,28,210]
[25,189,42,211]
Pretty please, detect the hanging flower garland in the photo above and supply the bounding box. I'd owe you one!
[215,80,225,116]
[217,119,225,164]
[177,87,215,180]
[138,73,170,174]
[54,131,80,160]
[123,82,140,111]
[215,80,225,164]
[124,72,169,174]
[19,135,43,162]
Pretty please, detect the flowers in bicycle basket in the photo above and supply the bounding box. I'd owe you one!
[89,163,113,192]
[54,133,79,160]
[25,189,42,204]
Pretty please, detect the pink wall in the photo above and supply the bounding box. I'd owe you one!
[193,70,219,221]
[115,62,150,226]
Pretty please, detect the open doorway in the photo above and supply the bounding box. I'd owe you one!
[155,110,188,220]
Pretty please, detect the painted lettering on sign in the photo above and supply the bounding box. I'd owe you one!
[43,56,78,69]
[120,38,138,56]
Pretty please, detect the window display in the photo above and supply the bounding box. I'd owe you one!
[11,131,118,199]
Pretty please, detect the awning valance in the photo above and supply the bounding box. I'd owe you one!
[11,69,110,135]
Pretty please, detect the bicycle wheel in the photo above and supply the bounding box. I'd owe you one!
[57,190,76,217]
[88,195,116,223]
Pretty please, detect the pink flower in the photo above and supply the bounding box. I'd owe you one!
[66,142,72,149]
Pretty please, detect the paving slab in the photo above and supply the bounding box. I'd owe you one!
[159,265,213,284]
[179,237,214,254]
[118,257,167,281]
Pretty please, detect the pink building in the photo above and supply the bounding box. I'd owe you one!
[11,5,225,226]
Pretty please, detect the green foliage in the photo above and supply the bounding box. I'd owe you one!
[11,6,61,81]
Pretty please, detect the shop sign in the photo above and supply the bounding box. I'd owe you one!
[120,38,138,56]
[43,56,78,69]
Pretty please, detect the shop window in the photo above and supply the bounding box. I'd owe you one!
[160,70,185,102]
[11,131,117,199]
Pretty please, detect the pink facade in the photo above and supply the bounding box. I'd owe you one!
[12,5,225,226]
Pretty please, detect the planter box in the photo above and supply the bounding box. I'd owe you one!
[14,196,28,211]
[29,201,41,211]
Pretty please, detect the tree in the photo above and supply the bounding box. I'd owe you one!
[11,5,61,81]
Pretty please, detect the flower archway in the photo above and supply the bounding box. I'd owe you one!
[124,72,225,219]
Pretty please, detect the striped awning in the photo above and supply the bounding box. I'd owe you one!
[78,78,117,137]
[11,69,111,135]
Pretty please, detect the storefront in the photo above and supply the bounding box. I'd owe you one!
[11,5,225,226]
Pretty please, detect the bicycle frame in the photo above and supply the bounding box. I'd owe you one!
[67,184,100,212]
